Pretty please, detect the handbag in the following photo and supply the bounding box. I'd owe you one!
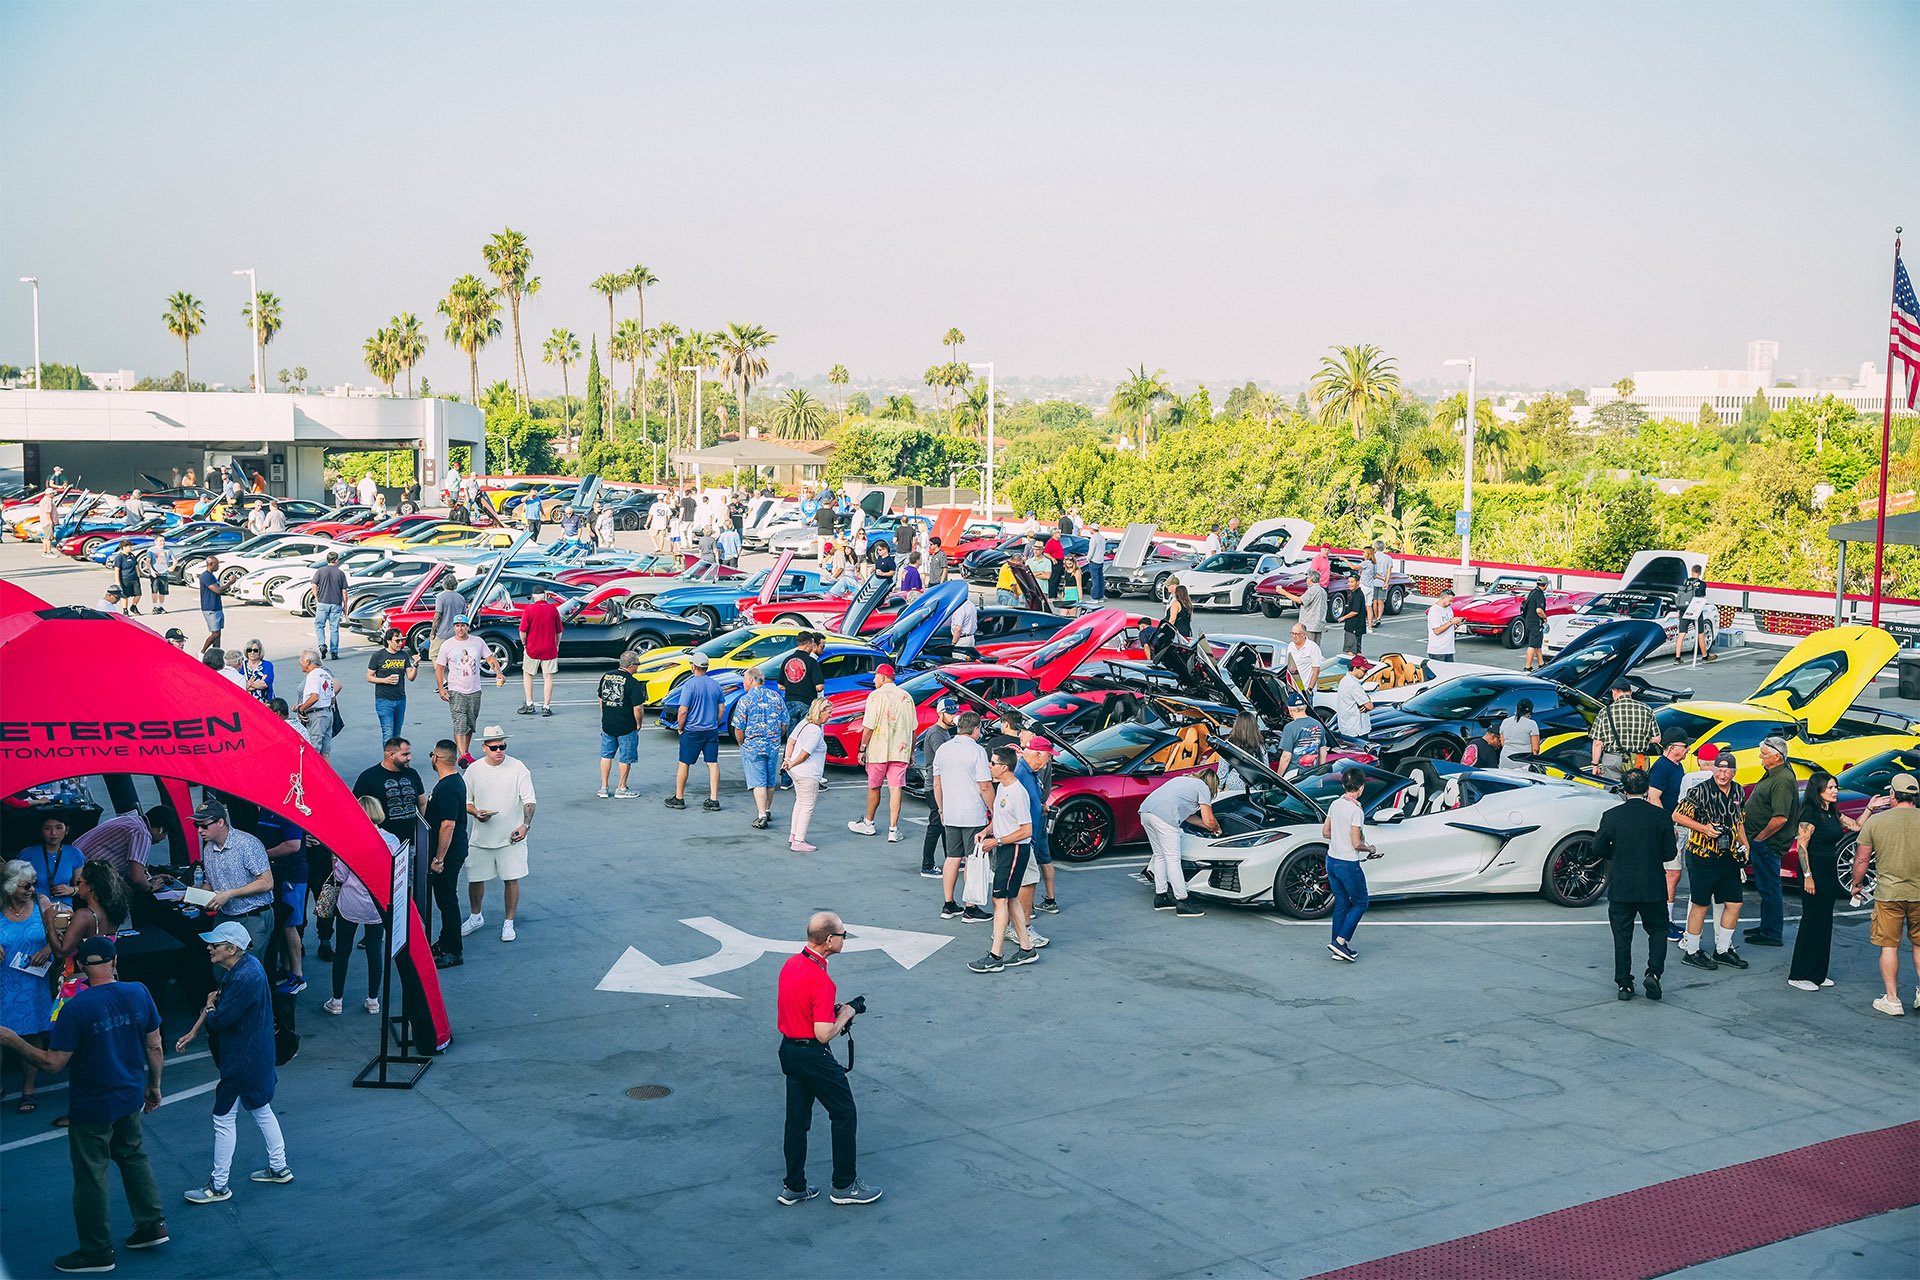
[315,869,341,920]
[961,848,991,907]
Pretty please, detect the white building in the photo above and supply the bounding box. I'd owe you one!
[81,369,138,392]
[1589,361,1887,424]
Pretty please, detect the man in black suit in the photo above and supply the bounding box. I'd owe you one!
[1596,768,1678,1002]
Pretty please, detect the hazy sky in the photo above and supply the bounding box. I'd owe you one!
[3,1,1915,395]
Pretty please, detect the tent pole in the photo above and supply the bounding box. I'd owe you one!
[1836,541,1846,624]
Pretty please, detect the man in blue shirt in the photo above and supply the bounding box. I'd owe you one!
[0,936,170,1273]
[732,667,790,830]
[668,650,725,812]
[1647,736,1692,940]
[177,921,292,1205]
[198,554,229,657]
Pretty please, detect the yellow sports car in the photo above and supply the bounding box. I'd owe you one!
[629,625,807,704]
[359,523,516,550]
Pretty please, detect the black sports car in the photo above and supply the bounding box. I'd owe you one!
[465,600,706,671]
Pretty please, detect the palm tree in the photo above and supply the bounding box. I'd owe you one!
[1312,344,1400,440]
[613,319,645,425]
[1613,377,1636,399]
[162,292,205,389]
[1365,499,1434,553]
[542,328,582,449]
[590,272,626,423]
[392,312,427,398]
[716,322,776,437]
[482,228,535,407]
[1109,364,1172,452]
[827,363,850,421]
[943,327,966,360]
[436,274,502,407]
[627,264,658,428]
[770,388,828,439]
[1366,399,1458,512]
[880,394,918,420]
[276,368,291,392]
[292,365,307,391]
[954,381,995,437]
[240,291,283,373]
[363,327,401,395]
[1473,421,1519,482]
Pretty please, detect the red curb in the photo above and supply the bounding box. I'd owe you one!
[1306,1121,1920,1280]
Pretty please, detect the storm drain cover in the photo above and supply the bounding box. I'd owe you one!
[626,1085,673,1101]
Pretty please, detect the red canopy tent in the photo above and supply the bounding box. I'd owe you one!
[0,579,450,1046]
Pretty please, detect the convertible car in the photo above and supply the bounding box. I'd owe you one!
[1176,743,1614,916]
[1453,577,1595,648]
[1041,704,1235,861]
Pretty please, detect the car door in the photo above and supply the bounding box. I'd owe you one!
[1355,776,1503,894]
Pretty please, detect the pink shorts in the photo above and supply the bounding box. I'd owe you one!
[864,760,908,788]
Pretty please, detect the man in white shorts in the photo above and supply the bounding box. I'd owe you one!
[461,725,537,943]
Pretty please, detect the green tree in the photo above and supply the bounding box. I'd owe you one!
[879,393,918,420]
[277,368,291,392]
[1366,499,1434,554]
[1223,382,1276,423]
[240,291,283,367]
[35,363,94,390]
[612,319,645,425]
[590,272,626,422]
[293,365,308,391]
[583,339,604,447]
[1311,343,1400,440]
[953,381,995,437]
[770,389,828,439]
[1593,399,1649,436]
[162,291,205,389]
[393,311,426,398]
[482,227,537,407]
[628,264,658,428]
[1696,401,1720,430]
[943,327,966,359]
[846,391,873,417]
[363,326,401,394]
[543,328,582,449]
[827,363,850,422]
[716,322,776,435]
[1575,481,1659,570]
[1613,377,1636,398]
[1109,364,1171,452]
[437,274,501,405]
[1360,399,1457,513]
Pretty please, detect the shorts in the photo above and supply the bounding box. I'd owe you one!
[991,842,1031,899]
[1523,624,1544,648]
[1680,612,1705,634]
[865,760,908,789]
[1033,839,1052,867]
[150,577,169,597]
[448,689,483,737]
[1022,850,1041,886]
[203,608,225,630]
[1370,587,1384,603]
[942,824,983,861]
[600,731,639,763]
[526,656,559,676]
[428,635,445,662]
[276,881,308,928]
[465,841,529,883]
[1868,899,1920,948]
[678,729,720,765]
[742,743,780,789]
[1686,852,1745,907]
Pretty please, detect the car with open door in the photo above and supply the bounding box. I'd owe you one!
[1253,554,1416,620]
[1040,701,1237,862]
[1543,550,1709,656]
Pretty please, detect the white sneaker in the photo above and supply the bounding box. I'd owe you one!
[1872,995,1906,1017]
[460,913,485,936]
[501,919,517,942]
[1786,979,1819,992]
[887,827,901,842]
[597,787,612,799]
[1006,926,1049,948]
[323,997,343,1015]
[363,997,380,1014]
[847,819,876,836]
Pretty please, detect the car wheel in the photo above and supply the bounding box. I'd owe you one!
[80,536,105,557]
[776,613,810,627]
[617,513,640,531]
[1410,736,1462,764]
[483,635,519,671]
[1273,844,1333,918]
[691,605,723,634]
[1541,833,1607,907]
[1239,585,1260,613]
[1838,834,1875,899]
[1327,589,1348,621]
[262,576,290,599]
[1152,573,1174,603]
[406,623,432,655]
[1051,797,1115,863]
[624,633,664,657]
[1386,585,1406,615]
[1503,617,1525,649]
[1260,598,1285,619]
[219,566,245,588]
[296,589,317,616]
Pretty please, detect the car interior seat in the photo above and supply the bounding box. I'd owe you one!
[1375,652,1423,690]
[1166,724,1208,773]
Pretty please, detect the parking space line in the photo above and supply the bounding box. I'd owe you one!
[2,1051,210,1103]
[0,1081,220,1153]
[1260,915,1610,927]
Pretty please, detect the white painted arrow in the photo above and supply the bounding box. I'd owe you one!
[596,916,954,998]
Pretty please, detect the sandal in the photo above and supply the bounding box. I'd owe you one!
[16,1097,36,1114]
[52,1113,69,1128]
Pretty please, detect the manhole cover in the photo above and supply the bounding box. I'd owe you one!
[626,1085,673,1100]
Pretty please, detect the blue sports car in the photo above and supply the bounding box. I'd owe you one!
[647,564,825,634]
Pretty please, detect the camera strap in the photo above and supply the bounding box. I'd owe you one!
[839,1029,855,1073]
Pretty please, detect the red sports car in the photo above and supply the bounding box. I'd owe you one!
[337,513,445,543]
[1043,709,1232,861]
[555,553,692,587]
[739,591,907,633]
[1451,576,1595,648]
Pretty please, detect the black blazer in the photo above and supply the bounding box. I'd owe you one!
[1596,797,1677,903]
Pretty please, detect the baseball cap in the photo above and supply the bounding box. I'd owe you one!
[688,651,709,667]
[1349,656,1374,673]
[1759,735,1790,757]
[192,797,229,824]
[77,936,117,965]
[936,697,960,714]
[104,585,122,597]
[164,627,187,642]
[876,663,896,678]
[1892,773,1920,796]
[199,921,253,949]
[1282,690,1307,709]
[1708,744,1737,767]
[1023,735,1055,755]
[1535,574,1550,585]
[452,613,471,625]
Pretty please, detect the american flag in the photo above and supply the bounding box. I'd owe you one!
[1895,248,1920,409]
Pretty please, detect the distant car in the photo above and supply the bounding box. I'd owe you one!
[963,536,1094,584]
[1100,524,1207,600]
[1171,551,1291,613]
[648,564,826,634]
[1452,576,1595,648]
[464,596,705,671]
[57,511,185,559]
[1254,555,1415,620]
[1543,550,1708,656]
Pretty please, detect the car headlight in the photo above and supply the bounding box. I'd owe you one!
[1210,831,1293,849]
[827,712,861,726]
[1372,724,1421,741]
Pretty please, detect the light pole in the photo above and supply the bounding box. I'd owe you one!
[1444,357,1477,568]
[233,268,263,394]
[968,361,994,518]
[680,364,705,482]
[18,277,40,389]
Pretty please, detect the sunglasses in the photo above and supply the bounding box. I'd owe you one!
[246,647,263,654]
[193,818,220,828]
[827,930,848,939]
[484,743,507,752]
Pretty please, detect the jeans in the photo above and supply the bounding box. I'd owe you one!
[314,602,343,653]
[211,1102,287,1188]
[430,851,467,956]
[69,1113,165,1257]
[331,919,385,1000]
[921,798,943,873]
[375,697,406,745]
[780,1038,857,1192]
[1326,856,1369,944]
[1748,843,1785,940]
[789,777,822,843]
[996,588,1018,606]
[1608,900,1668,986]
[1088,563,1105,601]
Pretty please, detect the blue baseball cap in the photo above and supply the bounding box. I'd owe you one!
[936,697,960,714]
[452,613,470,625]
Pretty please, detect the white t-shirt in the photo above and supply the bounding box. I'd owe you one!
[358,476,377,506]
[1334,674,1372,737]
[1426,603,1457,657]
[932,735,992,826]
[990,777,1033,841]
[648,501,670,529]
[1285,639,1325,687]
[1140,772,1216,828]
[785,723,827,780]
[1497,714,1539,768]
[439,636,490,695]
[222,668,249,691]
[463,754,536,850]
[302,665,338,709]
[1326,794,1366,861]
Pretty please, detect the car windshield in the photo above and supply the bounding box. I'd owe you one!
[1021,620,1099,670]
[1652,708,1722,746]
[1586,593,1662,619]
[1057,722,1165,771]
[1400,679,1504,719]
[1196,553,1261,574]
[696,628,758,658]
[1838,750,1920,795]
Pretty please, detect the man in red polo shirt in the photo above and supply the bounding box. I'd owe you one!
[776,911,881,1207]
[518,591,565,717]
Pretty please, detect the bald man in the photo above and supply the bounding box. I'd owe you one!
[774,912,881,1207]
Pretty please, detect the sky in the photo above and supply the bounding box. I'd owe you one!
[2,0,1916,397]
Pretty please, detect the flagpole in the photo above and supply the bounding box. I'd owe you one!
[1870,227,1903,627]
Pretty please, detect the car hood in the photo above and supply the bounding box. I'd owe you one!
[868,580,970,668]
[1745,625,1898,735]
[1619,549,1706,597]
[1535,619,1667,698]
[1010,608,1135,683]
[1212,738,1324,818]
[757,550,796,604]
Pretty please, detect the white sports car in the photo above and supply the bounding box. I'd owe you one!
[1175,745,1616,917]
[1544,550,1710,656]
[1171,551,1290,612]
[1304,651,1504,716]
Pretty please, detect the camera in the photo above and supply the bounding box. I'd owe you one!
[845,995,867,1017]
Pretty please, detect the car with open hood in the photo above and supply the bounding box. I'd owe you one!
[1543,550,1709,655]
[1452,576,1596,648]
[1170,551,1295,613]
[56,509,186,559]
[1038,700,1238,861]
[1097,524,1207,600]
[1175,743,1614,917]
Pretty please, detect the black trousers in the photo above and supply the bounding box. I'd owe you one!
[1789,852,1839,984]
[1609,900,1668,986]
[779,1038,856,1192]
[921,798,943,873]
[429,851,468,957]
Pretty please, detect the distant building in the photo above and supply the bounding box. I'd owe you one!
[1589,352,1887,424]
[1746,339,1778,382]
[82,369,137,391]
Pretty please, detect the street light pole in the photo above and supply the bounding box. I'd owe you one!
[1444,356,1477,568]
[968,361,994,518]
[233,268,262,394]
[680,364,705,481]
[19,277,40,389]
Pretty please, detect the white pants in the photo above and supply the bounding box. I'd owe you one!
[789,776,822,843]
[1142,814,1187,899]
[212,1102,287,1187]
